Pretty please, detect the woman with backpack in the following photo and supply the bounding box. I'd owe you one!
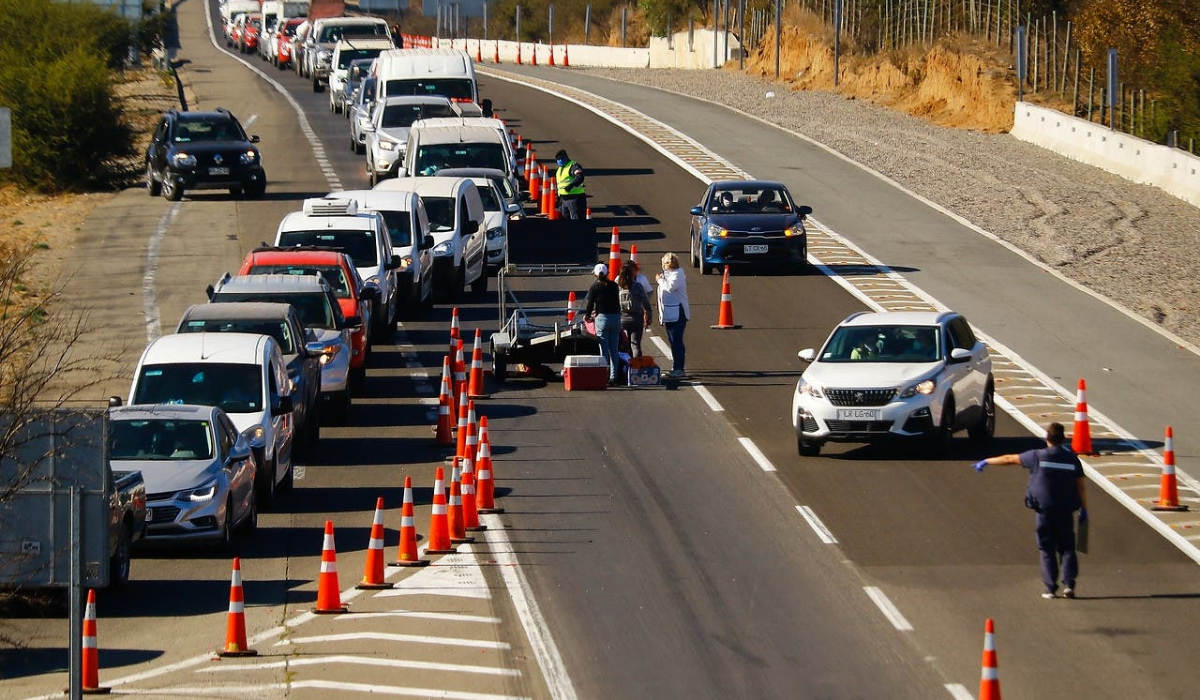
[617,262,652,358]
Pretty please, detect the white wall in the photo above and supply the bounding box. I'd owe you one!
[443,29,739,70]
[1011,102,1200,208]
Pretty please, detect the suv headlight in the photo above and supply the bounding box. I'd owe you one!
[317,343,342,363]
[486,226,505,241]
[798,377,823,399]
[239,149,259,165]
[786,222,806,237]
[432,241,453,256]
[899,379,936,398]
[378,139,396,151]
[172,152,197,167]
[186,479,218,502]
[707,222,728,238]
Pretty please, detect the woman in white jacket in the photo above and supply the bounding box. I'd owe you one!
[655,252,690,378]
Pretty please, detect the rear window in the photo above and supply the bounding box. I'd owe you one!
[133,363,263,415]
[337,48,384,69]
[247,263,351,298]
[277,230,378,268]
[213,291,336,330]
[179,319,295,354]
[385,78,473,101]
[381,103,456,128]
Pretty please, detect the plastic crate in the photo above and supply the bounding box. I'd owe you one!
[563,355,608,391]
[627,366,661,386]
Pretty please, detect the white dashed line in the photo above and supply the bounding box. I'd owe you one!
[944,683,975,700]
[863,586,914,632]
[796,506,837,544]
[142,203,180,343]
[738,437,775,472]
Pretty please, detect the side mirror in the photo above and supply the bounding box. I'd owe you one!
[205,284,215,300]
[387,254,402,270]
[467,219,481,234]
[343,315,363,328]
[226,438,252,466]
[272,395,294,416]
[798,348,816,362]
[305,340,326,358]
[250,135,261,143]
[108,396,124,408]
[505,202,521,214]
[948,347,972,364]
[690,206,705,216]
[798,205,813,219]
[423,234,435,249]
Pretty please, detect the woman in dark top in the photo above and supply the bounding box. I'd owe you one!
[617,261,651,358]
[584,263,622,385]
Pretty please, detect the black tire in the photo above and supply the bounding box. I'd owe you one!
[239,492,258,535]
[797,434,822,457]
[350,365,366,391]
[350,135,358,153]
[491,343,508,382]
[304,399,321,449]
[451,262,466,302]
[691,235,699,268]
[927,398,954,457]
[355,139,365,156]
[146,161,161,196]
[109,523,132,588]
[697,245,710,276]
[337,390,352,424]
[228,186,243,197]
[216,498,234,551]
[257,455,277,510]
[312,78,323,93]
[245,179,266,199]
[162,176,183,201]
[969,384,996,444]
[470,265,488,296]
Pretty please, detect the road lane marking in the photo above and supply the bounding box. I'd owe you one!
[142,203,180,343]
[197,654,520,677]
[336,610,501,624]
[244,114,258,127]
[796,506,838,544]
[738,437,776,472]
[375,546,491,599]
[864,586,914,631]
[276,632,510,650]
[944,684,974,700]
[118,682,528,699]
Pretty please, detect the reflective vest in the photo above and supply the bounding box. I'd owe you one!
[556,162,585,196]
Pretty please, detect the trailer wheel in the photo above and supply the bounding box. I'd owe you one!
[491,343,507,382]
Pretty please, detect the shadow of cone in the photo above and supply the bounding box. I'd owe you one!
[357,498,393,589]
[1153,426,1189,511]
[711,265,742,329]
[979,618,1000,700]
[1071,378,1095,455]
[81,589,111,694]
[217,558,257,657]
[393,476,431,566]
[425,466,458,554]
[313,520,348,613]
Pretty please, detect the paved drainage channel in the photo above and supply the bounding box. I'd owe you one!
[482,66,1200,563]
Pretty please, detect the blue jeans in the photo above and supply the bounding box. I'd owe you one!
[664,317,687,372]
[1035,509,1078,592]
[594,313,622,381]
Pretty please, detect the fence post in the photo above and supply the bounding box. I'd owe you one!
[621,5,627,48]
[738,0,745,70]
[585,4,591,44]
[774,0,781,79]
[1106,49,1118,131]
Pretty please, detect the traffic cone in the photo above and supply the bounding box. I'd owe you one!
[218,558,258,657]
[516,42,522,65]
[449,306,461,354]
[454,382,470,461]
[468,328,487,398]
[464,400,479,475]
[547,182,559,221]
[354,498,392,589]
[313,520,348,614]
[454,338,467,404]
[393,477,431,566]
[1071,379,1095,456]
[585,207,591,219]
[1153,426,1189,511]
[710,266,742,329]
[448,461,473,543]
[475,40,482,63]
[435,357,454,445]
[629,244,639,265]
[979,618,1001,700]
[525,147,535,182]
[529,163,541,205]
[494,40,500,64]
[608,227,621,280]
[563,43,570,67]
[566,291,577,324]
[531,42,538,66]
[540,167,552,216]
[81,589,109,694]
[425,466,457,554]
[549,41,556,66]
[477,415,503,513]
[463,470,486,531]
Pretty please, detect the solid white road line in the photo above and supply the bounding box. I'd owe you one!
[276,631,510,650]
[796,506,838,544]
[118,681,529,700]
[738,437,776,472]
[244,114,258,127]
[944,683,975,700]
[335,610,501,624]
[142,203,180,343]
[863,586,914,632]
[196,654,520,677]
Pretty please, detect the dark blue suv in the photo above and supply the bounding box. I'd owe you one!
[145,108,267,201]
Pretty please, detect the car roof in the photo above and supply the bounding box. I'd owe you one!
[175,110,237,123]
[181,301,295,323]
[410,124,503,142]
[335,189,417,211]
[110,404,217,421]
[711,180,787,190]
[335,38,394,50]
[437,167,509,179]
[141,332,270,365]
[841,311,950,327]
[214,273,332,294]
[380,95,452,107]
[376,176,470,196]
[246,248,351,267]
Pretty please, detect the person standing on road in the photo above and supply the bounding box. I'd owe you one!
[584,263,622,386]
[656,252,690,378]
[617,261,651,358]
[973,422,1088,599]
[554,149,586,220]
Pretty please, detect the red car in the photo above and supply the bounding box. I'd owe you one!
[275,19,306,69]
[238,247,374,381]
[236,14,263,54]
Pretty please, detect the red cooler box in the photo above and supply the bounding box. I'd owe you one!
[563,355,608,391]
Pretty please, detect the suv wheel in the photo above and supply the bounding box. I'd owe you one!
[239,492,258,535]
[451,262,466,302]
[109,523,132,587]
[162,175,183,202]
[245,179,266,199]
[926,398,954,457]
[145,161,161,196]
[258,456,277,510]
[691,234,699,268]
[969,384,996,444]
[797,434,821,457]
[312,77,323,93]
[217,499,235,550]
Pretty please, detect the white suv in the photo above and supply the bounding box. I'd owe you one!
[791,311,994,456]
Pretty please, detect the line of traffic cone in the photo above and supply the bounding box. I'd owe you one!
[357,498,393,589]
[217,558,258,657]
[1153,426,1189,511]
[425,466,457,554]
[477,415,503,514]
[394,476,431,566]
[434,357,454,445]
[979,618,1001,700]
[81,589,110,694]
[468,328,488,398]
[448,461,473,544]
[1072,378,1095,456]
[710,265,741,329]
[608,227,621,280]
[313,520,348,614]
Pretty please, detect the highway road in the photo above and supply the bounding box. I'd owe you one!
[2,1,1199,698]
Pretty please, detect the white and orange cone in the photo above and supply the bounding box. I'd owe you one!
[477,415,503,514]
[468,328,487,398]
[493,40,500,64]
[425,466,457,554]
[710,265,741,330]
[548,41,555,66]
[566,291,577,324]
[540,166,552,216]
[1153,426,1189,511]
[608,227,621,280]
[313,520,348,614]
[529,161,541,202]
[448,461,473,544]
[979,618,1001,700]
[462,407,485,532]
[448,307,460,363]
[357,498,393,589]
[547,178,559,220]
[394,476,431,566]
[81,589,110,694]
[435,357,454,446]
[218,558,258,657]
[629,244,639,265]
[1071,379,1095,456]
[562,43,570,67]
[454,338,467,406]
[454,384,470,463]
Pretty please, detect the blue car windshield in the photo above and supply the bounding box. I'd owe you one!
[710,186,793,214]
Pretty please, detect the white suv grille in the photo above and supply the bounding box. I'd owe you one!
[825,388,896,407]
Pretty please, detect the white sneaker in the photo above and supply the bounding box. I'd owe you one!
[1041,591,1056,599]
[1062,587,1075,599]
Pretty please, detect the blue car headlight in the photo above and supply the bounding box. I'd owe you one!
[432,241,453,257]
[172,152,197,167]
[706,222,728,238]
[239,149,259,165]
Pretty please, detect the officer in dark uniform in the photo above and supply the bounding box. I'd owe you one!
[973,422,1089,599]
[554,149,586,220]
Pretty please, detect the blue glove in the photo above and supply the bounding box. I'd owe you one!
[973,460,988,472]
[1079,508,1088,522]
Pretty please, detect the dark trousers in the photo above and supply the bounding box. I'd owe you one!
[664,317,687,372]
[1035,509,1078,592]
[559,194,585,220]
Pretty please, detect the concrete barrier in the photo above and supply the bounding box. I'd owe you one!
[1012,102,1200,208]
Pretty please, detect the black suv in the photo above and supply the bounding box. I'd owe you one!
[145,108,267,201]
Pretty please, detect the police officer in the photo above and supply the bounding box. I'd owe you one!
[974,422,1088,599]
[554,149,586,220]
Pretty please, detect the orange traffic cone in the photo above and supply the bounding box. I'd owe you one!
[529,164,542,206]
[357,498,393,589]
[629,244,639,265]
[585,207,591,219]
[1071,379,1095,456]
[494,40,500,64]
[454,384,469,461]
[393,476,431,566]
[313,520,348,614]
[81,589,109,693]
[475,40,483,63]
[540,167,552,216]
[516,42,522,65]
[454,338,467,405]
[463,470,486,531]
[710,265,742,329]
[531,42,538,66]
[563,43,570,67]
[549,41,556,66]
[547,182,559,221]
[566,291,577,324]
[1153,426,1189,511]
[979,618,1001,700]
[435,357,454,445]
[448,462,473,544]
[425,466,457,554]
[525,147,535,182]
[218,558,258,657]
[468,329,487,398]
[608,227,621,280]
[477,415,503,513]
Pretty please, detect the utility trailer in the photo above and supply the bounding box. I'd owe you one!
[489,218,602,381]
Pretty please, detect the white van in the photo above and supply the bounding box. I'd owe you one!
[374,176,487,301]
[403,123,512,180]
[372,48,477,106]
[335,189,435,316]
[404,117,517,180]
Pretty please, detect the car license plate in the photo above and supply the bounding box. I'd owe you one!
[209,167,230,176]
[837,409,881,420]
[145,508,154,522]
[744,244,768,254]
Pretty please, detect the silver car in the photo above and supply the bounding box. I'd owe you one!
[109,405,258,549]
[348,76,377,155]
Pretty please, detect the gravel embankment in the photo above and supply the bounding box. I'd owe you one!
[580,68,1200,347]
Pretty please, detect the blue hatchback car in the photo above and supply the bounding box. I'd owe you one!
[688,180,812,275]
